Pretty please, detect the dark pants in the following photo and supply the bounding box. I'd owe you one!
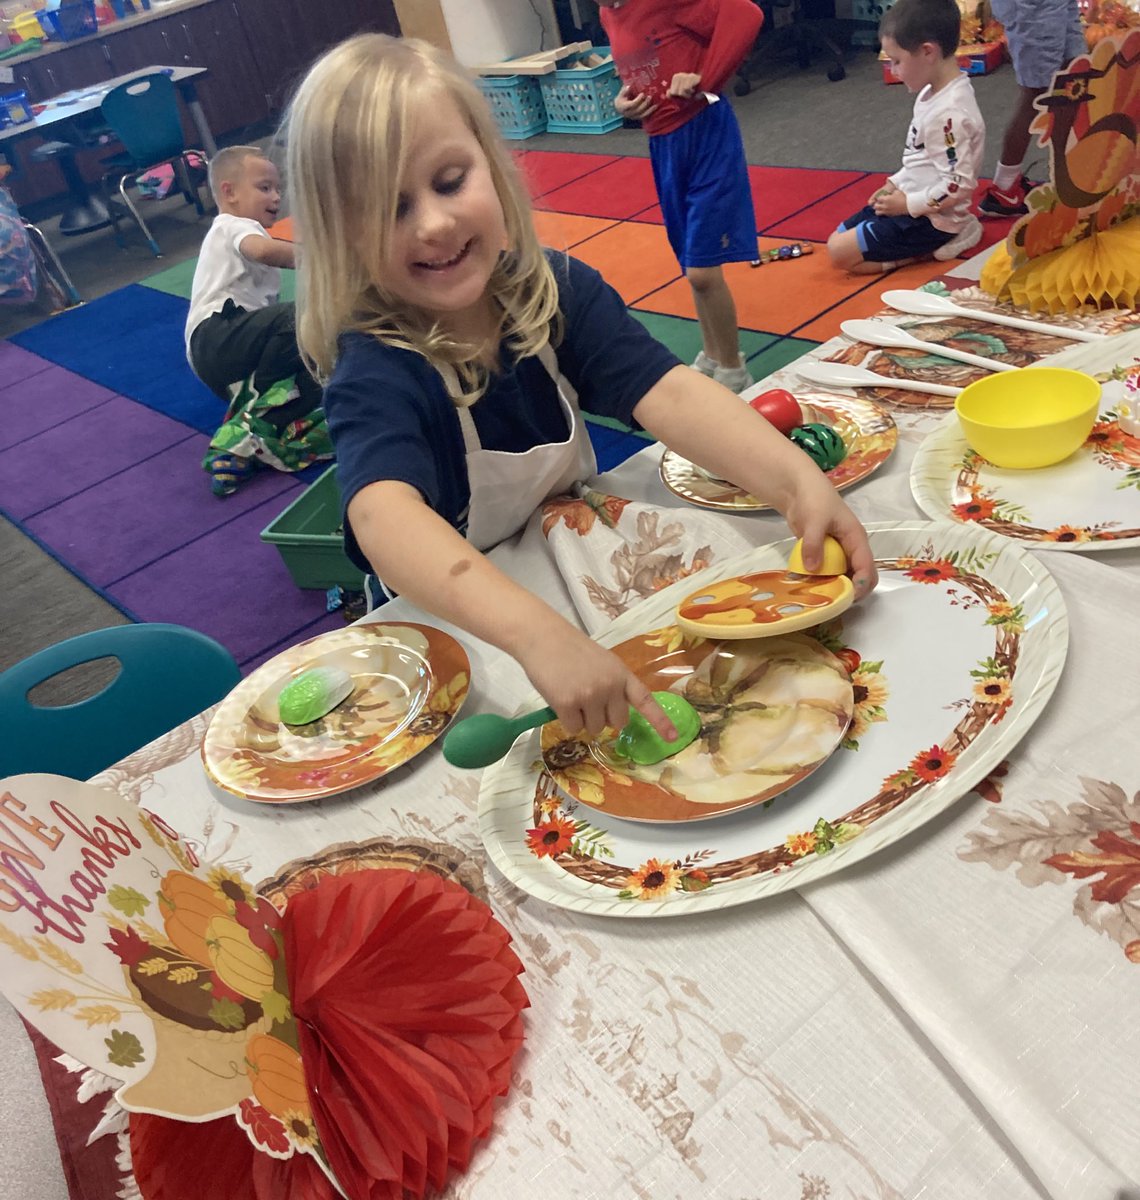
[189,299,321,431]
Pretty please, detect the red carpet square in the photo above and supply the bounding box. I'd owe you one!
[515,150,620,199]
[751,166,870,232]
[536,155,659,220]
[763,176,881,241]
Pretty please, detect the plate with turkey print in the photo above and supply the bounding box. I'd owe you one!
[659,392,896,511]
[478,522,1068,917]
[202,622,469,802]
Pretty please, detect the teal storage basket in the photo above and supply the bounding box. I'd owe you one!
[539,55,622,134]
[477,74,547,140]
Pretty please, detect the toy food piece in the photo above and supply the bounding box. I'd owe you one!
[277,666,355,725]
[612,691,702,766]
[748,387,803,435]
[674,568,854,639]
[789,422,846,470]
[787,535,847,576]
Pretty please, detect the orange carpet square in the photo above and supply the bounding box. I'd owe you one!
[793,257,954,341]
[635,237,866,335]
[568,221,681,304]
[530,211,618,251]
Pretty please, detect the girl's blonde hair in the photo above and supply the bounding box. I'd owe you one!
[285,34,559,401]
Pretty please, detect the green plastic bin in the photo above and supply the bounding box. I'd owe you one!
[260,465,366,591]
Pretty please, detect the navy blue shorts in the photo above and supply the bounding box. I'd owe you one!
[839,205,954,262]
[649,98,757,270]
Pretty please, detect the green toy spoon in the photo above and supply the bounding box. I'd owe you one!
[443,692,702,770]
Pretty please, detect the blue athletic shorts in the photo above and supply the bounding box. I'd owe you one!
[839,205,953,262]
[989,0,1085,89]
[648,98,757,270]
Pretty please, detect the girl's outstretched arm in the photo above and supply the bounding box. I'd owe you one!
[633,366,879,597]
[348,480,677,741]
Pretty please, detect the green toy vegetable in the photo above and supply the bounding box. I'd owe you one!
[612,692,702,766]
[789,422,846,471]
[277,666,355,725]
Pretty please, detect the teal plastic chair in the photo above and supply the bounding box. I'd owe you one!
[0,624,241,781]
[98,72,209,257]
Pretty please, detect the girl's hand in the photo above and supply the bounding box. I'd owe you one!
[615,85,657,120]
[667,72,702,98]
[517,627,676,743]
[872,188,909,217]
[783,472,878,599]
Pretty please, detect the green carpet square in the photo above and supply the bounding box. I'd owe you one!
[631,310,776,366]
[140,257,198,298]
[745,335,821,379]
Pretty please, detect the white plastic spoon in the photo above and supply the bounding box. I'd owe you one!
[795,359,962,397]
[840,318,1016,373]
[880,289,1104,342]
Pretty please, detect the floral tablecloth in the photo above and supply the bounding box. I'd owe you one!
[3,270,1140,1200]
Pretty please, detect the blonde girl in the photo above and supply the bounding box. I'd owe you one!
[286,34,876,741]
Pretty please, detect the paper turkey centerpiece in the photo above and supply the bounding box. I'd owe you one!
[981,29,1140,312]
[0,775,527,1199]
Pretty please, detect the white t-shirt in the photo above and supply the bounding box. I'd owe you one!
[888,74,985,232]
[184,213,280,352]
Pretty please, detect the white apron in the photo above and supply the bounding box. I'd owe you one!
[367,343,597,606]
[454,341,597,552]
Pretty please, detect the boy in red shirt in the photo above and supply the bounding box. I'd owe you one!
[599,0,763,393]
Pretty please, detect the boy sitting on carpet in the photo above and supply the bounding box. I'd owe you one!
[827,0,985,275]
[185,145,331,495]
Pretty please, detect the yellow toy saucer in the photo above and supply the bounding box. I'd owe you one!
[675,571,854,639]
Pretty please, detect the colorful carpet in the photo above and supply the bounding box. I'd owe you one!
[1,150,1016,672]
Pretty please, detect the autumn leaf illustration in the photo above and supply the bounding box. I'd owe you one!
[260,989,292,1025]
[108,885,150,918]
[105,1029,145,1069]
[1045,821,1140,905]
[209,997,248,1030]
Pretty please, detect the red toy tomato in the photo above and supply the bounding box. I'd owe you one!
[748,388,802,435]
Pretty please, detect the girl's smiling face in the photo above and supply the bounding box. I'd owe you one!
[380,92,508,339]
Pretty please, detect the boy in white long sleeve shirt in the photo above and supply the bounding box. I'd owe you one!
[827,0,985,274]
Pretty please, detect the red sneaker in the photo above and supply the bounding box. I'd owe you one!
[979,179,1029,218]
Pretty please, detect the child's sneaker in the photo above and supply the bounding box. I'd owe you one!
[979,178,1030,218]
[934,215,983,261]
[691,350,719,377]
[712,359,753,394]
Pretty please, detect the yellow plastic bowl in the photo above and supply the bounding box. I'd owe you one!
[954,367,1101,469]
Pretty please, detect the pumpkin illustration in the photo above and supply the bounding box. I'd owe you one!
[158,870,232,966]
[245,1034,311,1118]
[205,915,275,999]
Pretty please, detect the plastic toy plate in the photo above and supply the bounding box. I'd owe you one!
[202,622,470,802]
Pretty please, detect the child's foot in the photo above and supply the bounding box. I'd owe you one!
[691,350,719,377]
[934,215,983,261]
[207,453,257,497]
[712,359,753,394]
[979,177,1031,219]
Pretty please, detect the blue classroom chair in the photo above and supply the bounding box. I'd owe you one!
[0,623,240,780]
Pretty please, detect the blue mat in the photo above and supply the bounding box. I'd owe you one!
[12,285,222,434]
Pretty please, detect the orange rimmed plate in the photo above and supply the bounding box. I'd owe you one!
[659,392,896,511]
[202,622,470,803]
[539,630,853,823]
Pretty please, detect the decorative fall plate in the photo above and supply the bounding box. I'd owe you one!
[539,631,853,823]
[910,390,1140,552]
[659,393,897,511]
[479,522,1068,917]
[202,623,470,803]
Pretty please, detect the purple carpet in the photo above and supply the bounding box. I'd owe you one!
[1,349,342,670]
